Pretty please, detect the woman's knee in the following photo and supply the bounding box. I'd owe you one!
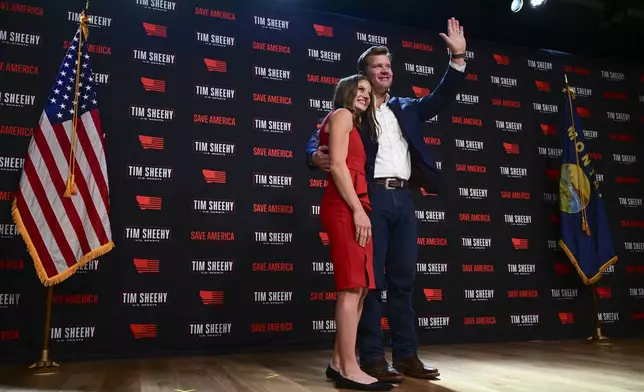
[338,287,364,298]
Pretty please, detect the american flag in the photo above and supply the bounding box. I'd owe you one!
[11,16,114,286]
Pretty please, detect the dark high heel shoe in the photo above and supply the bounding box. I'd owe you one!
[334,374,394,391]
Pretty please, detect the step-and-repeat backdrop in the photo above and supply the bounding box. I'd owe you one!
[1,1,642,362]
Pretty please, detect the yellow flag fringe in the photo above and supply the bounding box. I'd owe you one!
[558,239,618,285]
[11,199,115,286]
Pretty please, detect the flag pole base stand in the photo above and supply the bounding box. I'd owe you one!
[29,350,60,369]
[587,331,612,346]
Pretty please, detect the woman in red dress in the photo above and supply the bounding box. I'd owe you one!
[319,74,392,391]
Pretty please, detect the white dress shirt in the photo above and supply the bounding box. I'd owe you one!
[374,61,466,180]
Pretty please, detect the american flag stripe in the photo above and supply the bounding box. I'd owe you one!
[21,160,77,269]
[14,194,59,277]
[39,114,100,251]
[16,180,66,273]
[31,123,93,256]
[54,119,109,245]
[83,110,109,185]
[11,19,113,286]
[65,112,110,213]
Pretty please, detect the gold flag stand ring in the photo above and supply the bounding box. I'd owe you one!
[30,286,60,369]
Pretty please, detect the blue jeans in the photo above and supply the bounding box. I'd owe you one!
[358,185,419,364]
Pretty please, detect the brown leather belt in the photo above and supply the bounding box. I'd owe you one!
[374,178,408,189]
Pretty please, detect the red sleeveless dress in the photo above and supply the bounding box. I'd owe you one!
[319,110,376,291]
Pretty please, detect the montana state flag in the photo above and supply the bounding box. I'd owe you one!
[558,81,617,285]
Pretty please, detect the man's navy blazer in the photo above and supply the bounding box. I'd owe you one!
[305,65,465,195]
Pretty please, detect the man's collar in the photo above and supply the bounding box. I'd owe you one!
[377,92,391,109]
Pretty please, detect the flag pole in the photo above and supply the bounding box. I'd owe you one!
[29,286,59,369]
[563,74,591,236]
[563,74,610,345]
[63,5,90,198]
[588,284,610,344]
[29,2,92,368]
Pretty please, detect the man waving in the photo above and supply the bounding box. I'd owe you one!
[307,18,467,383]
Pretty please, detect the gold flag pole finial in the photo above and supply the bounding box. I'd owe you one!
[79,7,90,40]
[562,74,576,98]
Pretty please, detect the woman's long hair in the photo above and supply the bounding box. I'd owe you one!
[331,74,379,142]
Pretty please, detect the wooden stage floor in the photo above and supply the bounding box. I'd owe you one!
[1,339,644,392]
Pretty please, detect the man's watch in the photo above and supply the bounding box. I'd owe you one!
[451,52,466,59]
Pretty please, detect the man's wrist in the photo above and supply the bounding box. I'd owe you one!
[450,56,466,66]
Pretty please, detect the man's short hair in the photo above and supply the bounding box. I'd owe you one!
[356,45,392,74]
